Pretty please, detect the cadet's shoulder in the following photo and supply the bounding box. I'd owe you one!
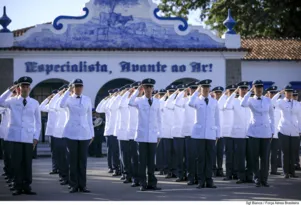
[30,98,40,106]
[82,95,92,101]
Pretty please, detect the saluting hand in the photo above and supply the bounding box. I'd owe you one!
[279,90,285,94]
[154,93,160,99]
[197,85,202,93]
[234,87,239,94]
[250,85,255,92]
[9,84,18,92]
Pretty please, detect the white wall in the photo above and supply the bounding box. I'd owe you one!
[242,61,301,89]
[13,51,227,106]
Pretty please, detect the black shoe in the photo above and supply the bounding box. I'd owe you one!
[9,187,15,191]
[6,179,12,184]
[270,172,281,175]
[108,169,113,174]
[8,183,13,188]
[79,187,90,193]
[140,186,147,191]
[68,185,72,189]
[123,179,132,184]
[255,181,261,187]
[223,176,232,181]
[120,176,126,180]
[236,179,245,184]
[1,173,6,176]
[196,183,205,189]
[165,173,173,179]
[290,174,299,178]
[158,171,164,175]
[4,176,9,180]
[12,190,22,196]
[175,177,184,182]
[194,180,199,185]
[187,181,194,185]
[233,175,238,180]
[49,170,59,175]
[147,185,162,190]
[69,188,78,193]
[60,181,68,185]
[295,165,301,171]
[261,182,270,187]
[59,178,64,182]
[23,190,37,195]
[206,183,217,188]
[112,171,121,177]
[284,174,290,179]
[131,183,140,187]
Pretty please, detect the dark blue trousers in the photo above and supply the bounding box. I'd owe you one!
[185,136,197,182]
[55,138,69,181]
[66,139,90,189]
[120,140,138,182]
[162,138,176,174]
[50,136,58,172]
[156,138,164,172]
[173,138,185,178]
[137,142,157,187]
[3,140,13,179]
[235,138,247,181]
[106,135,120,171]
[224,137,237,178]
[213,138,224,171]
[270,138,280,173]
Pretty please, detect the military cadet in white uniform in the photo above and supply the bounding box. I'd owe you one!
[222,84,237,180]
[224,81,252,184]
[266,86,282,175]
[115,84,133,183]
[211,86,225,177]
[96,89,115,173]
[129,78,162,191]
[241,80,274,187]
[108,88,122,176]
[0,76,41,195]
[60,79,94,193]
[0,81,18,184]
[167,84,186,182]
[272,85,301,178]
[292,90,301,170]
[127,81,141,187]
[40,90,59,175]
[189,79,220,189]
[51,84,70,185]
[162,84,177,178]
[156,89,167,175]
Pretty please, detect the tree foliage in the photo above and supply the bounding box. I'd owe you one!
[159,0,301,37]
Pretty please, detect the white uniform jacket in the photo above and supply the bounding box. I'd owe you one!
[188,92,220,140]
[51,94,69,138]
[161,92,177,139]
[0,90,41,143]
[39,98,58,137]
[241,91,275,138]
[60,91,94,140]
[116,92,130,141]
[170,91,185,138]
[219,94,234,137]
[128,95,140,140]
[0,107,9,140]
[270,93,282,139]
[96,98,112,136]
[109,95,122,137]
[224,93,251,138]
[273,96,301,137]
[129,90,161,143]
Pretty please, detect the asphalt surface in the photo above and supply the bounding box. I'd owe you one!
[0,157,301,201]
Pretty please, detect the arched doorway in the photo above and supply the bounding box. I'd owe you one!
[30,78,69,103]
[95,78,135,106]
[30,78,68,143]
[169,77,199,86]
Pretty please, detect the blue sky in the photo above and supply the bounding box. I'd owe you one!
[0,0,202,31]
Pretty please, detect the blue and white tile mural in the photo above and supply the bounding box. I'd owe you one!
[14,0,225,49]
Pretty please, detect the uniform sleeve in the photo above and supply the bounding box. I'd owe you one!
[0,89,12,108]
[109,95,122,110]
[188,91,201,109]
[297,103,301,133]
[87,98,94,137]
[165,92,177,110]
[224,92,235,110]
[34,103,42,141]
[120,91,130,108]
[218,93,227,110]
[174,91,185,108]
[59,91,70,108]
[215,102,221,138]
[48,93,60,110]
[129,90,139,108]
[96,99,106,113]
[271,93,281,107]
[241,91,251,107]
[268,99,275,136]
[157,102,162,137]
[39,98,49,112]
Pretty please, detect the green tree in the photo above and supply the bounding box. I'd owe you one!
[159,0,301,37]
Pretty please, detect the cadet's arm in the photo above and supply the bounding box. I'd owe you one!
[39,98,50,112]
[0,90,12,108]
[96,98,106,113]
[87,99,95,138]
[188,90,201,109]
[165,92,177,110]
[128,90,139,108]
[174,91,185,108]
[240,91,251,107]
[215,103,221,138]
[268,99,275,137]
[59,90,70,108]
[34,103,42,141]
[224,92,235,110]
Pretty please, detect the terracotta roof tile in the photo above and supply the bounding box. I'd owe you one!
[241,38,301,61]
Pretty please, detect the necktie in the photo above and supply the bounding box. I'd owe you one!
[257,97,261,100]
[76,96,81,99]
[148,98,152,106]
[288,99,291,102]
[23,98,27,106]
[205,98,209,105]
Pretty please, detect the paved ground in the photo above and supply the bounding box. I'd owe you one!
[0,157,301,201]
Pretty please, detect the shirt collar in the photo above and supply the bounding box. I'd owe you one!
[17,95,29,101]
[253,95,263,100]
[284,97,292,102]
[72,94,82,98]
[143,95,153,100]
